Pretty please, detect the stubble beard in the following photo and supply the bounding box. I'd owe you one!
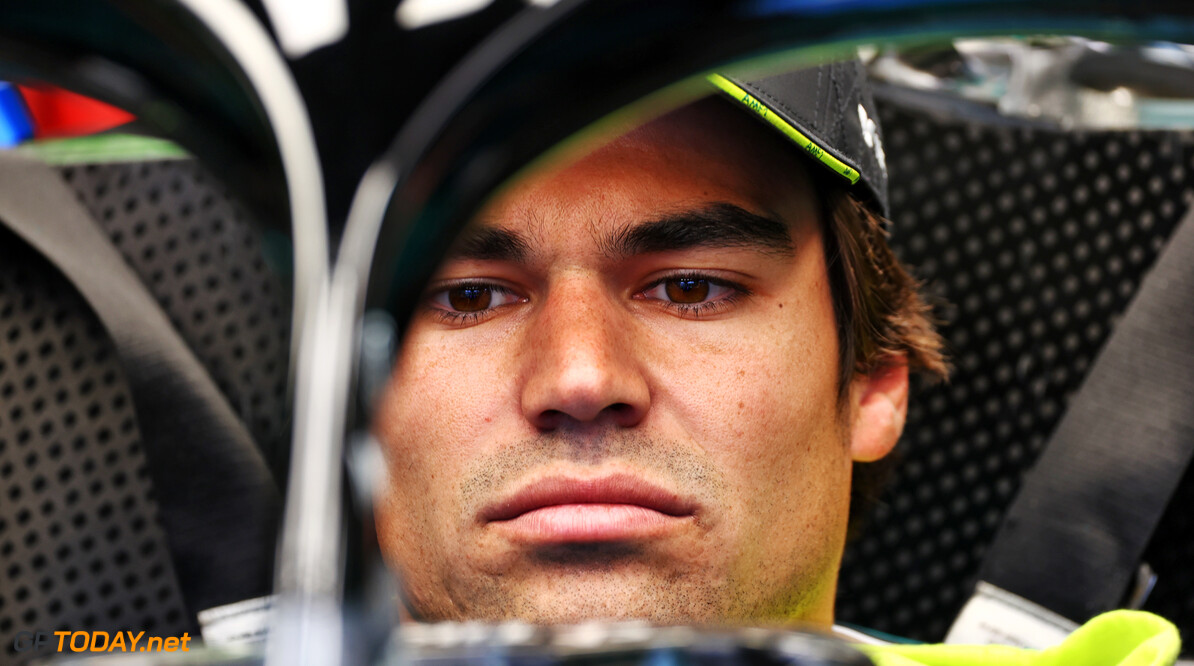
[389,429,843,626]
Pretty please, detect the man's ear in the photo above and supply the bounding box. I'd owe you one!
[849,359,909,462]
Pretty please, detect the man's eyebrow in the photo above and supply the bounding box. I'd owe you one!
[449,226,532,262]
[603,203,794,258]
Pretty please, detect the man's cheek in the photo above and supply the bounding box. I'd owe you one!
[388,351,510,456]
[661,347,802,446]
[692,344,842,494]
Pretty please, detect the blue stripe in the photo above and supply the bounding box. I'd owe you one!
[0,82,34,148]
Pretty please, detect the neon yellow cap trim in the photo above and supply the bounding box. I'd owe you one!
[707,73,861,185]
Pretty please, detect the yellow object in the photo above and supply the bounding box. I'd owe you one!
[863,611,1180,666]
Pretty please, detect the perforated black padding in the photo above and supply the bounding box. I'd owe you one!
[0,226,190,662]
[58,161,292,472]
[836,94,1194,652]
[0,159,291,659]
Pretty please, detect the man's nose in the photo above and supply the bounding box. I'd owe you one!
[520,278,650,431]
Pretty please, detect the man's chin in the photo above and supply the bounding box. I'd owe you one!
[409,561,732,625]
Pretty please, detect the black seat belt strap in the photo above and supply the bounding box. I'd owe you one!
[0,154,281,618]
[948,201,1194,645]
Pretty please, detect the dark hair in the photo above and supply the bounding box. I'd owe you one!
[820,187,949,538]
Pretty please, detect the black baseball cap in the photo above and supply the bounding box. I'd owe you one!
[710,59,889,217]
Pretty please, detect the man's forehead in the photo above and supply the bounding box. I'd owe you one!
[447,96,817,264]
[612,95,760,149]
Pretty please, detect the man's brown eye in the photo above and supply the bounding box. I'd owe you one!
[448,285,492,311]
[665,278,710,304]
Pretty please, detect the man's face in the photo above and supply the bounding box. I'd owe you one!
[374,99,891,627]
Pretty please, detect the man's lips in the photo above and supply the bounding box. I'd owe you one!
[479,474,696,544]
